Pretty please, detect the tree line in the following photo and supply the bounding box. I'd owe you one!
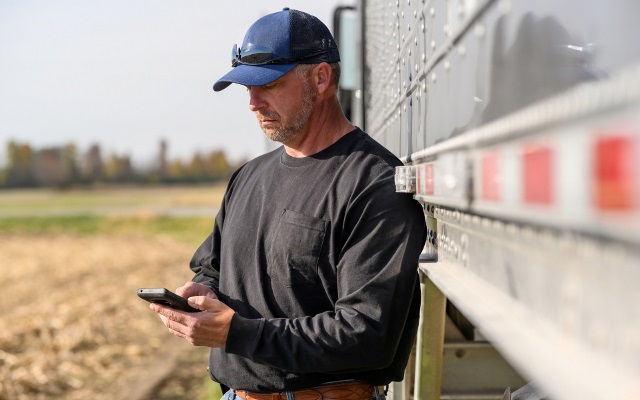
[0,139,245,189]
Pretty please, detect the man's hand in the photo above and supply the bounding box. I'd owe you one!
[150,282,234,348]
[175,281,217,300]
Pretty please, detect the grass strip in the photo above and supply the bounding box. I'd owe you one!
[0,215,214,246]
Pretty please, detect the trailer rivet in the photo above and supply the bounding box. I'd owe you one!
[460,233,468,248]
[493,220,504,233]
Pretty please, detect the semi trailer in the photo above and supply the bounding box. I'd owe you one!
[334,1,640,399]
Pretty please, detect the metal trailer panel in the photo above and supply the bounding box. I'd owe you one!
[360,0,640,399]
[422,207,640,400]
[366,0,640,154]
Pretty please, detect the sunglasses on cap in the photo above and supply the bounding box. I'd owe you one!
[231,43,328,67]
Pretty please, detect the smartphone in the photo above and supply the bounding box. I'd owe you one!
[137,288,201,313]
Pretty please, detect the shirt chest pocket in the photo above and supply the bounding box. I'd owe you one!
[267,209,328,287]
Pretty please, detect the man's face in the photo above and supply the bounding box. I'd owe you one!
[247,67,316,144]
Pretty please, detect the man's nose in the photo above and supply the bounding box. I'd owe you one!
[248,87,265,112]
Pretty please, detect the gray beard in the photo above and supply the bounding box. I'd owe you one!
[260,81,315,144]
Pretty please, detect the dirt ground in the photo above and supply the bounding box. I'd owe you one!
[0,233,214,400]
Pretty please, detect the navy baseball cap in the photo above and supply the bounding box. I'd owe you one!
[213,8,340,92]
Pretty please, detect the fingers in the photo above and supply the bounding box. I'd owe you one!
[149,299,234,348]
[175,281,198,297]
[187,295,218,311]
[150,303,198,342]
[149,302,189,324]
[176,281,217,299]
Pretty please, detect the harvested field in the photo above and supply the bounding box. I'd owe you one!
[0,233,214,400]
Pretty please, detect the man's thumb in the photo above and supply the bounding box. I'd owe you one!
[188,295,215,311]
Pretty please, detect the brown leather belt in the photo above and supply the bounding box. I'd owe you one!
[234,381,381,400]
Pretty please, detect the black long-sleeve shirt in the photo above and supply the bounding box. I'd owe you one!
[190,128,426,392]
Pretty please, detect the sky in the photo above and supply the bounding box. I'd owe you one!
[0,0,350,168]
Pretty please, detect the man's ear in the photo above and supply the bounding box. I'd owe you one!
[313,63,332,95]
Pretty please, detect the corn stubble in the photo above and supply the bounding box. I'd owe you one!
[0,234,203,399]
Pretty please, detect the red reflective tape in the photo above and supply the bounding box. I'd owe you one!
[481,152,501,202]
[594,135,635,210]
[424,163,434,195]
[522,145,554,205]
[415,163,434,196]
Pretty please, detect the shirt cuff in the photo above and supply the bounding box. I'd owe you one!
[225,313,265,357]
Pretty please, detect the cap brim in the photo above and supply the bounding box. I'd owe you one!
[213,63,298,92]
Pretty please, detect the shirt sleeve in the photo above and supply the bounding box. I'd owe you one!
[224,178,426,374]
[189,213,222,295]
[189,165,247,293]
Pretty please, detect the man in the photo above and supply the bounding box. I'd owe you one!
[150,8,426,400]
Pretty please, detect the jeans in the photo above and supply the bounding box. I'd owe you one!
[221,389,237,400]
[220,387,386,400]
